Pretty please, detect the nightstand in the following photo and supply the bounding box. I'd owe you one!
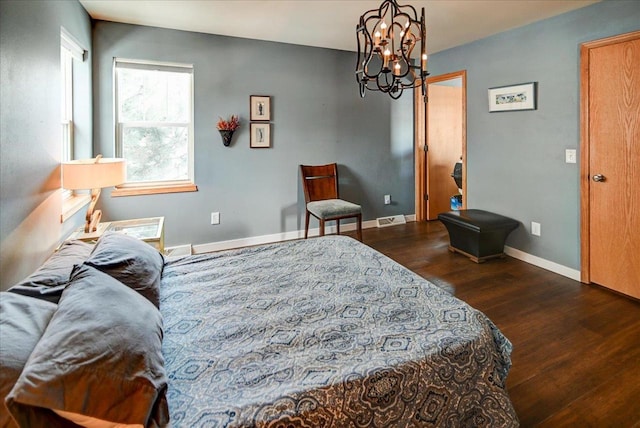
[67,217,165,252]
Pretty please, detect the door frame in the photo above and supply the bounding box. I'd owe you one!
[579,30,640,283]
[414,70,467,221]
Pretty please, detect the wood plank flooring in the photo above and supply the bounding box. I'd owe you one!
[344,221,640,427]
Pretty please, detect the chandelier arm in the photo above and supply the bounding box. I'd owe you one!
[390,87,403,99]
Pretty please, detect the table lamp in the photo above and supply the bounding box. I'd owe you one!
[62,155,126,233]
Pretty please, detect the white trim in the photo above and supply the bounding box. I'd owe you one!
[191,215,414,254]
[60,194,90,223]
[61,27,86,61]
[504,246,581,281]
[186,216,581,284]
[164,244,193,257]
[115,57,193,71]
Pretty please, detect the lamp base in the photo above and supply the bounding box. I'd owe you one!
[84,188,102,233]
[73,222,110,241]
[85,208,102,233]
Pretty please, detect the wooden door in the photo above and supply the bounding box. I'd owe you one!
[581,31,640,299]
[414,71,467,221]
[427,84,463,219]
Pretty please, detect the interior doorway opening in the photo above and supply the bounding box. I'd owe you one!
[414,70,467,221]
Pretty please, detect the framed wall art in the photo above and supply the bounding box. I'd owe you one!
[488,82,537,112]
[250,95,271,121]
[250,123,271,148]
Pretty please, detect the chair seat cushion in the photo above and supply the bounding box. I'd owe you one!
[307,199,361,219]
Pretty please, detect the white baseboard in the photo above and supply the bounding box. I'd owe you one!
[167,217,581,284]
[504,246,581,281]
[163,244,192,257]
[190,214,415,254]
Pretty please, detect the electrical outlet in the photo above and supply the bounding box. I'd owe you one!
[565,149,577,164]
[531,221,541,236]
[384,194,391,205]
[211,212,220,225]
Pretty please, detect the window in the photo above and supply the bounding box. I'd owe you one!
[61,30,85,196]
[61,45,73,167]
[61,28,89,222]
[114,59,196,195]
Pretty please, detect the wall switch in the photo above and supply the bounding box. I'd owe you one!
[211,212,220,225]
[531,221,541,236]
[384,194,391,205]
[565,149,577,164]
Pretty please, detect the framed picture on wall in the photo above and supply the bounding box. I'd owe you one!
[250,123,271,148]
[250,95,271,121]
[488,82,537,112]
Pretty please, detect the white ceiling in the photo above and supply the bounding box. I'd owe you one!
[79,0,599,54]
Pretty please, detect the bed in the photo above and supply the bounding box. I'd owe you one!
[1,232,519,427]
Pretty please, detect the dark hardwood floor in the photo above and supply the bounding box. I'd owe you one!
[345,221,640,427]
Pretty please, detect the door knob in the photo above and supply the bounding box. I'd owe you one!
[592,174,606,182]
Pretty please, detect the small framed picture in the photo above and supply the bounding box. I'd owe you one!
[488,82,537,112]
[250,123,271,148]
[250,95,271,121]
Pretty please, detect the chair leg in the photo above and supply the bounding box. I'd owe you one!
[336,219,340,235]
[356,214,363,241]
[319,219,325,236]
[304,211,310,239]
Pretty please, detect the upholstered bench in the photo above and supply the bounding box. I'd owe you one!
[438,209,519,263]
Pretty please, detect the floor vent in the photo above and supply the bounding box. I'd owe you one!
[376,215,407,228]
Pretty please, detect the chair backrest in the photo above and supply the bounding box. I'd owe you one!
[300,163,339,203]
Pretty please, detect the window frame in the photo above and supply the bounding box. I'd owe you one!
[113,58,196,196]
[60,28,90,222]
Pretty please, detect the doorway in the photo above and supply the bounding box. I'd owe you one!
[414,70,467,221]
[580,31,640,299]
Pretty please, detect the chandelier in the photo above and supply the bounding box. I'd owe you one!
[356,0,428,99]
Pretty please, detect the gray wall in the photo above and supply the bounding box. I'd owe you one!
[93,22,415,249]
[427,0,640,270]
[4,1,628,289]
[0,0,92,289]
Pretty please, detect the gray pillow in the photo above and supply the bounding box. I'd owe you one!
[8,240,93,303]
[85,231,164,307]
[6,265,169,427]
[0,293,57,428]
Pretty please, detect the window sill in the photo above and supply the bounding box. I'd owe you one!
[61,194,90,223]
[111,183,198,197]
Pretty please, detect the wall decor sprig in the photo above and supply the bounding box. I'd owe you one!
[217,115,240,146]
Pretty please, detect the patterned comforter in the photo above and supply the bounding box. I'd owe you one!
[160,236,518,427]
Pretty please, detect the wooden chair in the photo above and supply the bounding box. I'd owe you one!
[300,163,362,241]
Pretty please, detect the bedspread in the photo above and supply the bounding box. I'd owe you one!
[160,236,518,427]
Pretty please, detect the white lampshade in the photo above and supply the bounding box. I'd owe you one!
[62,157,126,190]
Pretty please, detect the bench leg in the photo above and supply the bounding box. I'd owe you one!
[448,245,504,263]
